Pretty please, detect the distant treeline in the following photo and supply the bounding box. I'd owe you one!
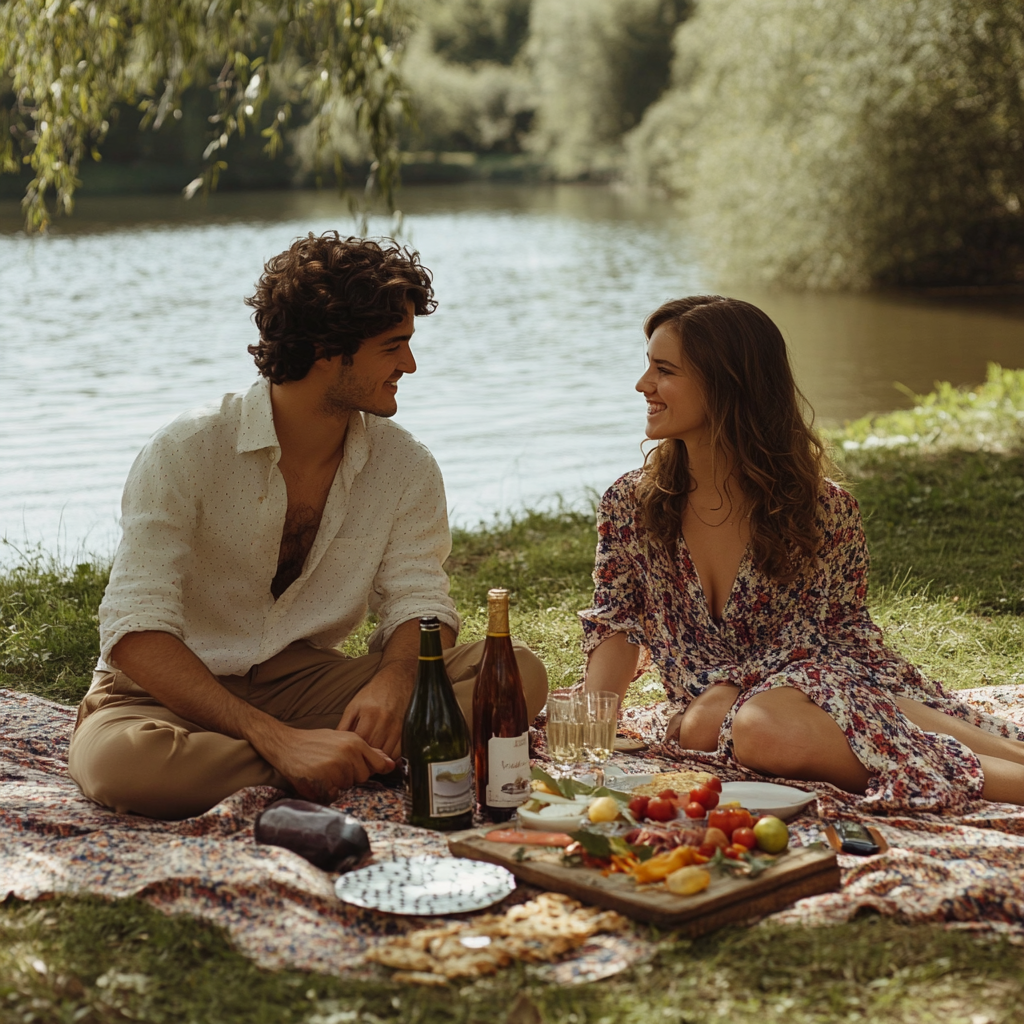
[407,0,1024,288]
[3,0,1021,289]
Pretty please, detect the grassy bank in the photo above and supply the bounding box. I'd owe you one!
[2,367,1024,1023]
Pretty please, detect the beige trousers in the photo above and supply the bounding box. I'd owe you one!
[68,639,548,821]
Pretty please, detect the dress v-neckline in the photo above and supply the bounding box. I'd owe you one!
[678,537,750,626]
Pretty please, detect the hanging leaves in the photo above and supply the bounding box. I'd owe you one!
[0,0,411,231]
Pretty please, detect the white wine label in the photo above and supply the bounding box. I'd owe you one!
[485,733,531,807]
[428,756,473,817]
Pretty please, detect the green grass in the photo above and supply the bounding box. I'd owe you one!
[3,368,1024,1021]
[3,896,1024,1024]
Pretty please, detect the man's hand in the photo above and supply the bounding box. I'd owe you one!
[337,617,456,758]
[336,658,416,759]
[111,631,394,802]
[263,727,394,803]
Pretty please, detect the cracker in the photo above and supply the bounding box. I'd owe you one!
[629,770,713,798]
[363,893,630,984]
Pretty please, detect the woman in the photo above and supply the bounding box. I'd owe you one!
[580,295,1024,811]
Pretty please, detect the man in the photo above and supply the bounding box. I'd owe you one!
[68,232,548,820]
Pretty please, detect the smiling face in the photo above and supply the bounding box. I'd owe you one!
[321,303,417,418]
[635,322,708,443]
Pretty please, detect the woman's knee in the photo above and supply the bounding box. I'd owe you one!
[676,684,739,752]
[731,700,783,769]
[676,704,723,752]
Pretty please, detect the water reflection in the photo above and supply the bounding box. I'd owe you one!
[1,184,1021,559]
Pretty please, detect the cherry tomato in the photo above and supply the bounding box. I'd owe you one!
[657,789,679,801]
[732,809,754,832]
[724,843,748,860]
[707,808,733,834]
[646,797,676,822]
[628,795,650,819]
[683,801,706,819]
[731,827,757,850]
[689,785,720,811]
[706,776,723,793]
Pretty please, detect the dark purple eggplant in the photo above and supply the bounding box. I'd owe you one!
[254,799,372,873]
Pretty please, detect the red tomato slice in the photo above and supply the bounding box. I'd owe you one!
[683,801,706,819]
[706,776,723,793]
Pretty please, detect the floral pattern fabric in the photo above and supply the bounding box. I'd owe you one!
[7,686,1024,955]
[0,689,650,982]
[580,471,1024,813]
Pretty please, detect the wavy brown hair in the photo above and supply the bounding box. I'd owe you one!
[245,232,437,383]
[635,295,832,581]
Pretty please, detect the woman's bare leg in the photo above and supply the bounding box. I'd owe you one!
[671,683,740,751]
[976,755,1024,803]
[894,697,1024,766]
[731,687,872,793]
[733,689,1024,803]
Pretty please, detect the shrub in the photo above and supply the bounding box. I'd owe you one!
[628,0,1024,288]
[525,0,691,178]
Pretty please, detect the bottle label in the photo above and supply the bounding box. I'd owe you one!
[428,756,473,817]
[485,733,531,807]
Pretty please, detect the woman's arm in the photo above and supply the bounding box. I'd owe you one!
[578,474,651,697]
[583,631,639,703]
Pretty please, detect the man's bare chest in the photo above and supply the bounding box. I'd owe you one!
[271,470,337,599]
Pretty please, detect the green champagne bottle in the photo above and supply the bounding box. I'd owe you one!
[402,616,473,831]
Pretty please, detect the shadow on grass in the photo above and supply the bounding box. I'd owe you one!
[3,895,1024,1024]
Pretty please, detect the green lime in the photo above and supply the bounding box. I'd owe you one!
[753,815,789,854]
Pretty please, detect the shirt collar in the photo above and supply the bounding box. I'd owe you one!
[235,377,371,482]
[237,377,279,454]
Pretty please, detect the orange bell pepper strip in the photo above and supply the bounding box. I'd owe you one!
[630,845,698,884]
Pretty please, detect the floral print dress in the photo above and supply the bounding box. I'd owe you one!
[579,470,1024,812]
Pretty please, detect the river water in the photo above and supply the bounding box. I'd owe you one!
[1,184,1022,561]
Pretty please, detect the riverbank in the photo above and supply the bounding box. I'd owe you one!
[2,369,1023,1022]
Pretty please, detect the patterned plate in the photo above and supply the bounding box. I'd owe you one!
[334,856,516,916]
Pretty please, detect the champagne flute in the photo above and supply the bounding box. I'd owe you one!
[546,691,583,778]
[582,690,618,789]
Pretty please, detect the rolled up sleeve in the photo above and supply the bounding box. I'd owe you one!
[98,436,196,666]
[366,450,459,651]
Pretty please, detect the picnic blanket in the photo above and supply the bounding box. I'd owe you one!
[4,686,1024,985]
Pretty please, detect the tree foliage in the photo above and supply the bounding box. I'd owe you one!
[400,0,533,154]
[525,0,691,179]
[628,0,1024,288]
[0,0,409,231]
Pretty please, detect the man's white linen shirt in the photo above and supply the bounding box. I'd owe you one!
[97,378,460,676]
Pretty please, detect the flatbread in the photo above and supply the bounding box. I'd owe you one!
[628,770,714,798]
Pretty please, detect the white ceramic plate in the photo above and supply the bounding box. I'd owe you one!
[574,764,628,787]
[603,772,653,792]
[719,781,816,820]
[517,805,586,832]
[334,856,515,915]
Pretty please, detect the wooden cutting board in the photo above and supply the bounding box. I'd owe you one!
[448,829,840,934]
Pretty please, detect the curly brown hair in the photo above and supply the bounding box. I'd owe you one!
[634,295,833,581]
[245,232,437,383]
